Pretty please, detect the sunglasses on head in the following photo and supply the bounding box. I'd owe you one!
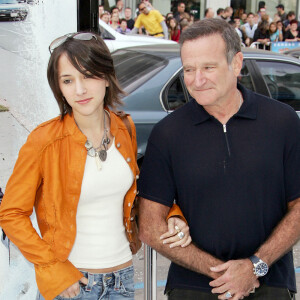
[49,32,97,54]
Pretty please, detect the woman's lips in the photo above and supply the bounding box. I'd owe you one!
[76,98,92,104]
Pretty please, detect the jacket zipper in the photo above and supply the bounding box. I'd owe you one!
[223,124,231,157]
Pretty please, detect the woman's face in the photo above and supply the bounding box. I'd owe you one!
[170,19,176,28]
[270,24,276,32]
[291,22,298,31]
[58,53,108,120]
[277,22,283,29]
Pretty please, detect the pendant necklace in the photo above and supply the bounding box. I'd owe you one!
[84,111,110,170]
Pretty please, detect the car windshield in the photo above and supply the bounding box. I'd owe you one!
[0,0,18,4]
[112,49,167,94]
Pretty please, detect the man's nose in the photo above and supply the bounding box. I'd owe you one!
[194,70,206,87]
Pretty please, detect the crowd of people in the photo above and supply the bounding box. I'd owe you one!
[99,0,300,48]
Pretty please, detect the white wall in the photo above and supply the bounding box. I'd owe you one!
[0,0,77,131]
[152,0,171,15]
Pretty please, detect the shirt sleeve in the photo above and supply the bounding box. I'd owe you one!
[283,110,300,202]
[138,125,176,207]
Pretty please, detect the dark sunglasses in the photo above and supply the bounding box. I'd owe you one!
[49,32,97,54]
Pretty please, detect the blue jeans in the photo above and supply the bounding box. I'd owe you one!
[36,265,135,300]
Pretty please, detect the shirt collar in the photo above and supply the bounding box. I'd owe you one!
[190,83,258,125]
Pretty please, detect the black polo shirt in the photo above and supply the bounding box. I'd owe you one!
[138,84,300,293]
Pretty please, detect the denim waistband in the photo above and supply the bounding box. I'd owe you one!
[80,265,134,292]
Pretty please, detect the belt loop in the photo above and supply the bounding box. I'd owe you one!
[114,271,121,290]
[85,273,94,292]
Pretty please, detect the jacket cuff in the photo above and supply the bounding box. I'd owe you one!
[35,259,83,300]
[166,203,187,224]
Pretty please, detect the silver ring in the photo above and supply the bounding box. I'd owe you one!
[174,225,180,233]
[225,291,232,298]
[177,231,184,239]
[250,288,255,293]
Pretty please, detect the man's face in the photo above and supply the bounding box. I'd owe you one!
[120,20,127,30]
[181,34,242,108]
[178,3,185,13]
[125,8,131,19]
[288,14,296,21]
[207,8,214,18]
[247,14,254,25]
[101,14,109,24]
[139,4,148,15]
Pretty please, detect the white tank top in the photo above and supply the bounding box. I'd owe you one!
[68,140,133,268]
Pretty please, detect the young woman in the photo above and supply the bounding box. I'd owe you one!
[0,33,191,300]
[269,21,283,42]
[168,17,180,42]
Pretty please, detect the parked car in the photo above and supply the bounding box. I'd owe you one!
[283,47,300,59]
[0,0,28,20]
[111,44,300,161]
[99,19,175,52]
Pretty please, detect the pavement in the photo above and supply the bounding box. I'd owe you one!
[0,109,299,300]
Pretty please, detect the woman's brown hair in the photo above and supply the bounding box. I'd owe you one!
[47,33,124,119]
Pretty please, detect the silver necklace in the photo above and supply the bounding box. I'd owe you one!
[84,111,110,170]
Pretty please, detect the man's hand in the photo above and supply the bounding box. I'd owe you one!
[58,277,88,298]
[160,216,192,248]
[209,259,260,300]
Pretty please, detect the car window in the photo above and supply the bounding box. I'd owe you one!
[163,71,187,111]
[256,61,300,111]
[0,0,18,3]
[238,62,254,91]
[112,50,167,94]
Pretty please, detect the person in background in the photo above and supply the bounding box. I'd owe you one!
[174,2,190,23]
[223,6,233,22]
[100,11,110,24]
[0,32,191,300]
[240,12,248,25]
[179,17,189,31]
[276,20,285,40]
[285,19,300,41]
[110,11,120,30]
[253,20,270,49]
[216,8,224,18]
[241,12,258,46]
[269,21,283,42]
[230,16,245,44]
[117,18,131,34]
[116,0,125,18]
[168,17,180,42]
[276,4,287,22]
[124,7,134,30]
[284,11,298,30]
[131,2,169,39]
[99,5,104,17]
[204,7,214,19]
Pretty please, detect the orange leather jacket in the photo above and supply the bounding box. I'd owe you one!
[0,110,139,300]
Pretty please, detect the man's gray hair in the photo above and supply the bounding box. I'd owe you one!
[179,19,241,64]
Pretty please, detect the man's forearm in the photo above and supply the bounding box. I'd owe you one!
[255,197,300,266]
[138,198,223,279]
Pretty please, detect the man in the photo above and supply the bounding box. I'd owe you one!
[216,8,224,18]
[276,4,287,22]
[284,11,298,30]
[130,2,168,39]
[204,7,214,19]
[138,18,300,300]
[124,7,134,30]
[241,12,258,46]
[174,2,190,23]
[116,0,125,19]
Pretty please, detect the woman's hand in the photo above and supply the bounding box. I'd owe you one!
[160,217,192,248]
[58,277,88,298]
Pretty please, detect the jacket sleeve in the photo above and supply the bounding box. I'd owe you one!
[0,132,82,300]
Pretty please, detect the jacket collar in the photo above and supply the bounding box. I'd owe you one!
[190,83,258,125]
[63,107,127,144]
